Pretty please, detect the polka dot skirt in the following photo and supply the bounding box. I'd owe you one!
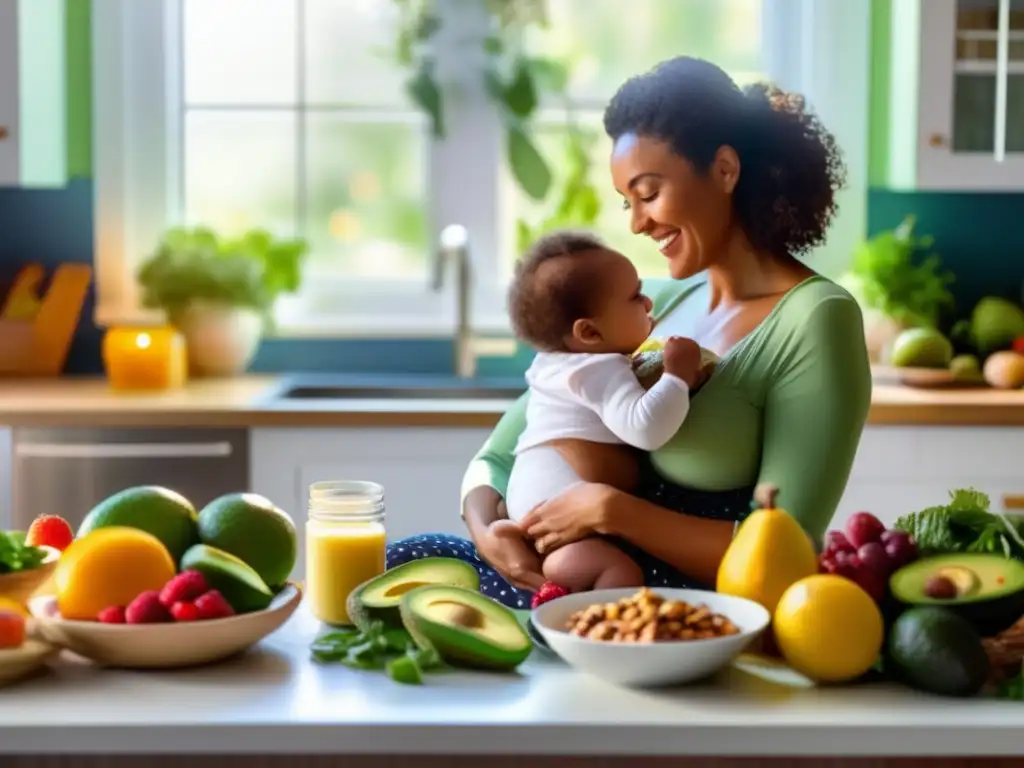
[385,459,754,608]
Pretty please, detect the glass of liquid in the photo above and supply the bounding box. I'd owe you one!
[305,480,386,625]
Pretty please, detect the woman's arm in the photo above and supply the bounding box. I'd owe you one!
[756,293,872,543]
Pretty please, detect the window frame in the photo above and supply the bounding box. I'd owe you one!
[92,0,870,338]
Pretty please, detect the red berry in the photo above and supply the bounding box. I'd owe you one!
[530,582,570,609]
[853,568,887,604]
[194,590,235,620]
[857,541,891,575]
[845,512,886,549]
[97,605,126,624]
[170,601,202,622]
[159,570,209,609]
[125,590,172,624]
[25,515,74,551]
[1013,336,1024,355]
[824,530,854,554]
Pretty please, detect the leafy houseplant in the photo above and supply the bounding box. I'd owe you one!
[391,0,602,251]
[136,226,308,376]
[838,216,955,363]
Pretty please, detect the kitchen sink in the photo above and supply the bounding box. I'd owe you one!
[262,374,526,403]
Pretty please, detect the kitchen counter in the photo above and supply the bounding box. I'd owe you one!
[0,605,1021,759]
[0,375,1023,428]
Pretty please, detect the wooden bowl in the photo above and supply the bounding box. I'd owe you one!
[28,583,302,669]
[0,547,60,607]
[0,639,59,688]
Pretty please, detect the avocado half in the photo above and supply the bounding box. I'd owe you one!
[889,552,1024,636]
[399,585,532,672]
[346,557,480,629]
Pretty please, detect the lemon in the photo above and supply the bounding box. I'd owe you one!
[0,597,29,618]
[773,574,884,683]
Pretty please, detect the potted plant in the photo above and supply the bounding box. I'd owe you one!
[837,216,955,364]
[136,226,307,377]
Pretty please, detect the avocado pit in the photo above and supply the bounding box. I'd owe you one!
[924,575,958,600]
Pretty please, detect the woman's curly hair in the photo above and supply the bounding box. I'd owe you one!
[603,56,846,258]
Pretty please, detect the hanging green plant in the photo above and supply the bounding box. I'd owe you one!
[390,0,602,247]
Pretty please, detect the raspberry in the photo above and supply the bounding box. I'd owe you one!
[194,590,235,620]
[158,570,209,609]
[97,605,126,624]
[125,591,172,624]
[25,515,74,551]
[530,582,569,609]
[170,601,202,622]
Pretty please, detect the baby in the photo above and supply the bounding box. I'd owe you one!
[505,230,710,593]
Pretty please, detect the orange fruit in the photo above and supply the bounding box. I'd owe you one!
[54,526,176,621]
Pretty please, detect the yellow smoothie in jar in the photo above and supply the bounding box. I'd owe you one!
[305,480,387,626]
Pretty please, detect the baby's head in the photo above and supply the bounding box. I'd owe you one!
[507,231,654,354]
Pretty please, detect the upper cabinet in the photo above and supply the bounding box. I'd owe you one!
[0,0,67,188]
[880,0,1024,191]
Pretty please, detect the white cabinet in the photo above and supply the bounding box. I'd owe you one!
[881,0,1024,190]
[0,0,66,187]
[250,427,492,579]
[835,425,1024,530]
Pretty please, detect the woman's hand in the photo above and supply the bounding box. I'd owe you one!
[521,482,619,555]
[474,517,546,592]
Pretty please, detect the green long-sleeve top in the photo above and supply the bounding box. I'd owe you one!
[461,275,873,543]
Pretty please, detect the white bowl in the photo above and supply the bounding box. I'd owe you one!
[532,588,770,688]
[28,583,302,669]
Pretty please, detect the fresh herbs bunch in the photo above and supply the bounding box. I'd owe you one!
[311,620,443,685]
[0,530,46,574]
[847,215,955,329]
[136,226,308,325]
[893,488,1024,560]
[391,0,601,250]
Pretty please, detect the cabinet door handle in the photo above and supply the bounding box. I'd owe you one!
[15,442,233,459]
[927,133,948,148]
[0,126,7,140]
[1003,494,1024,511]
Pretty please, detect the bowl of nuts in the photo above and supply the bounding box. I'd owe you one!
[532,587,770,688]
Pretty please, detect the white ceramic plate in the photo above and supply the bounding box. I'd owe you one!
[532,588,770,688]
[29,583,302,669]
[0,639,58,687]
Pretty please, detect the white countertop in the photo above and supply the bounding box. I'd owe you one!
[0,606,1021,758]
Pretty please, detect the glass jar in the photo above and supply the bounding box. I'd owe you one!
[305,480,386,625]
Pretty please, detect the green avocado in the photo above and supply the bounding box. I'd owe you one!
[399,585,532,671]
[886,606,990,697]
[180,543,273,613]
[347,557,480,629]
[889,552,1024,636]
[78,485,198,563]
[889,327,953,368]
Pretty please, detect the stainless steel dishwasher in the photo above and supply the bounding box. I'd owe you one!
[11,427,249,531]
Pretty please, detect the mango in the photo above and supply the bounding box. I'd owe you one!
[717,484,818,615]
[55,526,176,621]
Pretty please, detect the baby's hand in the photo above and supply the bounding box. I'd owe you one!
[663,336,703,388]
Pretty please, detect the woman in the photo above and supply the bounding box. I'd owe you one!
[387,56,872,608]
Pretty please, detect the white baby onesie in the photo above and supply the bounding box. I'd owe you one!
[505,352,691,522]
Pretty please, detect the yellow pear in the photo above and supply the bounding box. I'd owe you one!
[716,483,819,614]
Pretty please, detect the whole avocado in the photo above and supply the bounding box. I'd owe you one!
[954,297,1024,355]
[886,606,990,697]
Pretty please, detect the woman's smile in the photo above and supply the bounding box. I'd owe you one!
[656,229,682,256]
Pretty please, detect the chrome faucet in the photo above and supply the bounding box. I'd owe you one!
[432,224,516,379]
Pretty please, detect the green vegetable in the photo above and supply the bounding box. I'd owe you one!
[951,297,1024,355]
[310,620,442,685]
[893,488,1024,561]
[136,226,308,328]
[0,530,46,575]
[843,215,955,329]
[995,664,1024,700]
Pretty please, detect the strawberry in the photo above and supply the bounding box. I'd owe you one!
[25,514,74,551]
[1013,336,1024,355]
[97,605,127,624]
[530,581,569,609]
[170,601,202,622]
[125,591,172,624]
[158,570,209,609]
[194,590,235,620]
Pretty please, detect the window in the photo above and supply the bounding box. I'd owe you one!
[93,0,870,337]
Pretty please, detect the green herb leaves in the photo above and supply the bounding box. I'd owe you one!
[894,488,1024,560]
[311,620,442,685]
[0,530,46,575]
